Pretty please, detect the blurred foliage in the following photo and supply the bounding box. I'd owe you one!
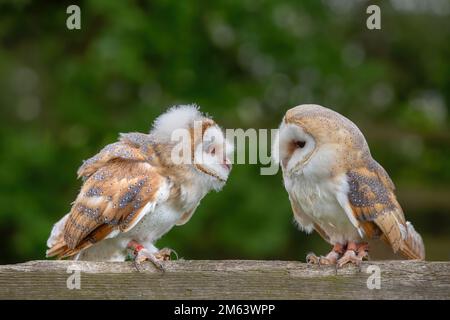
[0,0,449,264]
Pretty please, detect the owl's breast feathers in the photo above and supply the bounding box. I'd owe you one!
[46,133,172,259]
[344,160,425,260]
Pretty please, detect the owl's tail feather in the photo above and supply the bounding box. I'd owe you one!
[46,213,89,259]
[375,211,425,260]
[46,241,81,259]
[46,213,76,259]
[45,241,66,258]
[397,221,426,260]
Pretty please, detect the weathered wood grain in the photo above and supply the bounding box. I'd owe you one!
[0,260,448,299]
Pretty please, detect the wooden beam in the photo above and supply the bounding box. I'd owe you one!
[0,260,448,299]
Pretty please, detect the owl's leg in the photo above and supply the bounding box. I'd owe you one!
[127,240,166,272]
[336,242,369,268]
[306,243,345,265]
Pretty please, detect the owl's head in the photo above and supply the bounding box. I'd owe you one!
[152,104,233,186]
[274,104,368,175]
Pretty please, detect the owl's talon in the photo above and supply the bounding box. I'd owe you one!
[318,256,336,265]
[306,244,343,265]
[135,249,165,272]
[133,259,143,272]
[306,252,320,264]
[336,251,359,268]
[155,247,178,261]
[171,248,179,260]
[127,240,166,272]
[336,243,369,268]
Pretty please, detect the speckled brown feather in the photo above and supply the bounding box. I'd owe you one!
[77,137,148,179]
[347,161,425,260]
[54,224,116,259]
[47,136,164,259]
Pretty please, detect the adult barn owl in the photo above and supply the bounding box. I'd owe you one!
[46,105,233,269]
[274,104,425,266]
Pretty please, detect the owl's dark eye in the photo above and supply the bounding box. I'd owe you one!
[295,140,306,148]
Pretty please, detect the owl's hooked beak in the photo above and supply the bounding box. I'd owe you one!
[281,157,289,169]
[194,154,232,183]
[222,156,232,171]
[218,156,232,180]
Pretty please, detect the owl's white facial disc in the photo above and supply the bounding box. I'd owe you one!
[194,125,233,183]
[278,123,316,174]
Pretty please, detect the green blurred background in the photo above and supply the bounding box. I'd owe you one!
[0,0,449,264]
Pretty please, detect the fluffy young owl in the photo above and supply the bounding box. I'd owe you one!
[274,104,425,267]
[46,105,233,270]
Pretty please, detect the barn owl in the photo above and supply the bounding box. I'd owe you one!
[46,105,233,270]
[274,104,425,267]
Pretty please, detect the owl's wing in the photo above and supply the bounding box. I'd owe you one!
[77,132,152,180]
[47,136,168,259]
[288,193,332,244]
[336,160,425,260]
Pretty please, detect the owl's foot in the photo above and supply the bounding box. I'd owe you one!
[306,253,334,265]
[337,242,369,268]
[154,247,178,261]
[127,240,166,272]
[306,243,345,265]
